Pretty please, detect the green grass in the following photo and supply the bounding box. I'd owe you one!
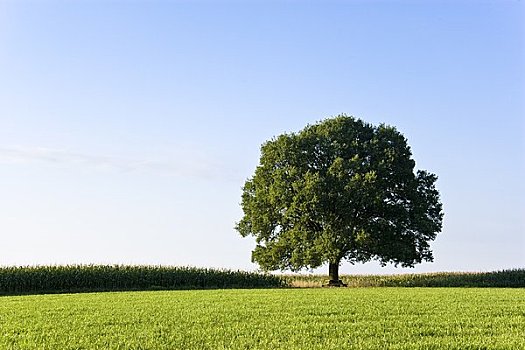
[1,288,523,349]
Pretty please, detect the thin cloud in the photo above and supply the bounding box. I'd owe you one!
[0,146,229,180]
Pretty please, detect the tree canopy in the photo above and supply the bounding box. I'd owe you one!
[236,115,443,283]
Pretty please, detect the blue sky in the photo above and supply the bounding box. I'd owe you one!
[0,1,523,274]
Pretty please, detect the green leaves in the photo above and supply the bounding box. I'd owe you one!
[237,115,444,273]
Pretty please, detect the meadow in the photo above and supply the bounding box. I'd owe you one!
[1,288,524,349]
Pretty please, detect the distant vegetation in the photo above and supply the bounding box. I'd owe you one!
[0,265,285,295]
[0,266,523,296]
[285,269,525,288]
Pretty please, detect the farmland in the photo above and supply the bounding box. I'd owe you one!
[1,266,524,295]
[1,288,524,349]
[285,269,525,288]
[0,265,285,295]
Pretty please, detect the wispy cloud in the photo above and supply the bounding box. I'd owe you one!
[0,146,231,180]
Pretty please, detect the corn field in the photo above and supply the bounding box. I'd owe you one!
[0,265,286,295]
[284,268,525,288]
[1,266,523,296]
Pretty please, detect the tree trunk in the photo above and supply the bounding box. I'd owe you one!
[329,262,339,282]
[325,260,347,287]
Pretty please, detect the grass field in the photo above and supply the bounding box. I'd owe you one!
[1,288,523,349]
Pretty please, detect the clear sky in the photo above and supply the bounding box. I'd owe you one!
[0,1,523,274]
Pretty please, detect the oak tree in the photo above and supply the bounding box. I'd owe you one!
[236,115,443,285]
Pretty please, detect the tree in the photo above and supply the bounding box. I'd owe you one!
[236,115,443,285]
